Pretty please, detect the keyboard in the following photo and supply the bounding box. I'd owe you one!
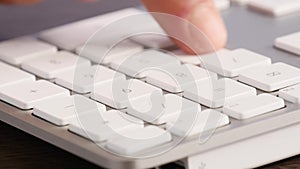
[1,1,300,169]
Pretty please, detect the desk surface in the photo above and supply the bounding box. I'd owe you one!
[1,0,300,168]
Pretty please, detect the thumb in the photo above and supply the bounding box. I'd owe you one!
[141,0,227,54]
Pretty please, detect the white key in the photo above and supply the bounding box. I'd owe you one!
[223,94,285,119]
[275,31,300,56]
[146,64,217,93]
[92,79,162,109]
[110,50,180,78]
[184,78,256,108]
[106,126,172,155]
[0,62,35,87]
[69,110,143,142]
[55,65,126,94]
[0,80,69,109]
[0,37,57,65]
[131,34,174,49]
[76,40,144,65]
[39,8,142,50]
[168,109,229,137]
[279,84,300,104]
[201,48,271,77]
[127,94,201,124]
[248,0,300,17]
[238,62,300,92]
[171,49,230,65]
[21,51,91,79]
[215,0,230,10]
[33,95,106,126]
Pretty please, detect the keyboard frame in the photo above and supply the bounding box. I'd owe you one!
[1,3,300,169]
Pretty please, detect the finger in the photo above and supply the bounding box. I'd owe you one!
[141,0,227,54]
[0,0,40,4]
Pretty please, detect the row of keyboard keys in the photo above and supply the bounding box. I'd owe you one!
[21,51,91,79]
[0,37,57,65]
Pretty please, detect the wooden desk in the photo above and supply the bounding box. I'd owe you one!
[1,122,300,169]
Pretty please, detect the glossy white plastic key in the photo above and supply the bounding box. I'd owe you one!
[33,95,106,126]
[200,48,271,77]
[168,109,229,137]
[69,110,143,142]
[91,79,162,109]
[279,84,300,104]
[223,94,285,120]
[215,0,230,10]
[110,50,180,78]
[76,40,144,65]
[106,126,172,155]
[131,34,174,49]
[146,64,217,93]
[0,37,57,65]
[0,80,69,109]
[248,0,300,17]
[184,78,256,108]
[39,8,142,50]
[21,51,91,79]
[55,65,126,94]
[275,31,300,56]
[238,62,300,92]
[0,62,35,87]
[127,94,201,124]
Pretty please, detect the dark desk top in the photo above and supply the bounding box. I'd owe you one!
[1,0,300,168]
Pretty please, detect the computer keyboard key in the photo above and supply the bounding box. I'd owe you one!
[201,48,271,77]
[184,78,256,108]
[0,62,35,87]
[275,31,300,56]
[21,51,91,79]
[0,37,57,65]
[279,84,300,104]
[0,80,69,110]
[55,65,126,94]
[215,0,230,10]
[146,64,217,93]
[223,94,285,120]
[127,94,201,124]
[106,126,172,155]
[91,79,162,109]
[76,41,144,65]
[248,0,300,17]
[168,109,229,137]
[131,35,174,49]
[39,8,142,51]
[238,62,300,92]
[33,95,106,126]
[69,110,143,142]
[110,50,181,78]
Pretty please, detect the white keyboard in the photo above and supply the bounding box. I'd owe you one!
[1,3,300,169]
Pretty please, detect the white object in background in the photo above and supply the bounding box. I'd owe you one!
[0,80,69,109]
[33,95,106,126]
[110,50,180,78]
[0,37,57,65]
[168,109,229,137]
[76,40,144,65]
[215,0,230,10]
[238,62,300,92]
[146,64,217,93]
[248,0,300,17]
[223,94,285,120]
[275,31,300,56]
[279,84,300,104]
[55,65,125,94]
[127,94,201,124]
[69,110,143,142]
[200,48,271,77]
[21,51,91,79]
[184,78,256,108]
[230,0,251,5]
[92,79,162,109]
[0,62,35,87]
[106,126,172,155]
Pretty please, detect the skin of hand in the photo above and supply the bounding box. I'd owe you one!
[0,0,227,54]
